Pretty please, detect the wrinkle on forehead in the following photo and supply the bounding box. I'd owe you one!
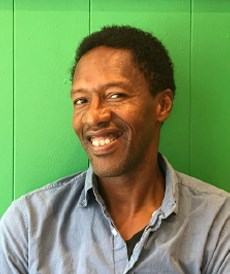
[72,46,149,95]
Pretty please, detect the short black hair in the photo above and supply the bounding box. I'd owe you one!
[71,25,175,96]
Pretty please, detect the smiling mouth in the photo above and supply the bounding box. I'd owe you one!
[87,133,121,147]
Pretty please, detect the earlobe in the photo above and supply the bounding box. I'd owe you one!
[156,89,173,122]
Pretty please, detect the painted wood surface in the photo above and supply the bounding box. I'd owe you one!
[0,0,229,217]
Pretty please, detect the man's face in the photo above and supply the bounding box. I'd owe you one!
[71,46,168,178]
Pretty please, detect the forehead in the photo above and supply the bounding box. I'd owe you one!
[71,46,150,95]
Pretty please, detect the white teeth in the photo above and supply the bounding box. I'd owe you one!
[99,139,105,146]
[91,137,115,147]
[92,140,100,146]
[105,138,110,144]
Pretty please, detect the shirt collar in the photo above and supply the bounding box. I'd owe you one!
[157,153,179,216]
[78,165,95,207]
[79,153,179,215]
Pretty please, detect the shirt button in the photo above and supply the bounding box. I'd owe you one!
[111,228,118,236]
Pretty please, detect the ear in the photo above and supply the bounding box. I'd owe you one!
[155,89,173,122]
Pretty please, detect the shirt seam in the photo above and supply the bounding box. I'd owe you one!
[20,171,86,202]
[178,173,229,198]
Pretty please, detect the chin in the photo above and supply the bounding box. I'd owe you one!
[93,168,122,178]
[91,163,126,178]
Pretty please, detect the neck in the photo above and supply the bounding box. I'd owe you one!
[97,154,165,240]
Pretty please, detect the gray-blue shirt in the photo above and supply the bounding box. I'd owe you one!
[0,155,229,274]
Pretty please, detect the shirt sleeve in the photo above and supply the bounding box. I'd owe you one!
[0,199,28,274]
[204,197,230,274]
[212,219,230,274]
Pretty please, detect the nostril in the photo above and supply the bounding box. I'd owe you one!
[83,106,112,126]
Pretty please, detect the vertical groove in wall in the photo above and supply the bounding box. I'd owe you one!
[88,0,91,168]
[189,0,193,175]
[12,0,15,200]
[89,0,91,34]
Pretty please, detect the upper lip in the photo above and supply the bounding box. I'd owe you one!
[84,128,122,142]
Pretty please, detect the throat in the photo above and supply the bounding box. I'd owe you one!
[97,159,165,240]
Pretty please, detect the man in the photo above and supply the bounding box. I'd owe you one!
[0,25,229,274]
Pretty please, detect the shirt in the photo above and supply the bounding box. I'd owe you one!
[0,154,229,274]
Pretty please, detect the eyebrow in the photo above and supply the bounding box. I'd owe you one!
[70,88,85,96]
[71,81,129,96]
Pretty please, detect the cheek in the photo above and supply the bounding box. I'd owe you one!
[129,106,156,137]
[72,113,82,135]
[124,105,154,126]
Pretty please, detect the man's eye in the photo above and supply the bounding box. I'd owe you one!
[110,93,125,99]
[73,98,88,105]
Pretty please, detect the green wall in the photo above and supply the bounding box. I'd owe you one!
[0,0,229,217]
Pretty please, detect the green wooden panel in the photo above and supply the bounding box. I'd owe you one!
[14,1,89,198]
[1,0,227,219]
[0,1,14,217]
[91,0,191,173]
[191,0,230,191]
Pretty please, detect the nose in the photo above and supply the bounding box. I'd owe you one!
[82,99,111,127]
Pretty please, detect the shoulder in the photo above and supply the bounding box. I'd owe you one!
[175,171,229,223]
[0,170,87,228]
[25,170,86,200]
[176,171,229,199]
[175,173,230,272]
[160,154,229,213]
[0,170,88,272]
